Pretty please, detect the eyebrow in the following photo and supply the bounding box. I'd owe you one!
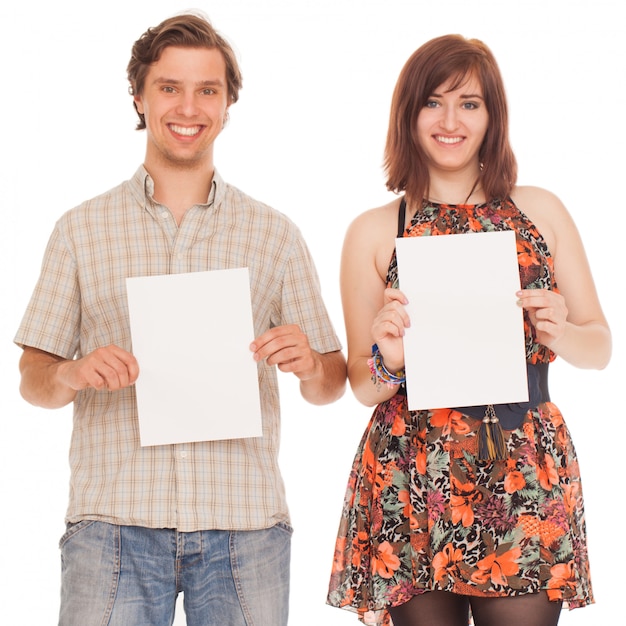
[152,77,225,88]
[431,91,484,100]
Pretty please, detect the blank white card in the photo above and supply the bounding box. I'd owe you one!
[395,230,528,411]
[126,268,262,446]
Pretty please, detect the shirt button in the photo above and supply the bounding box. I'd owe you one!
[180,450,188,459]
[160,211,169,219]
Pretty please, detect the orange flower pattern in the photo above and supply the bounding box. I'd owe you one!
[327,199,593,626]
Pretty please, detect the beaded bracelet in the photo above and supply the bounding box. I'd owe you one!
[367,343,406,390]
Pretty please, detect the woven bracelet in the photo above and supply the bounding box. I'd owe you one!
[367,343,406,389]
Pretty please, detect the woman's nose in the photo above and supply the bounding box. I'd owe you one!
[440,105,459,132]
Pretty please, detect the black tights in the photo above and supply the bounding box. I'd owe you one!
[388,590,562,626]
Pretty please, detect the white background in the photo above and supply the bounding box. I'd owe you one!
[0,1,622,624]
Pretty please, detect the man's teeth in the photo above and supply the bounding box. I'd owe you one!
[170,124,201,136]
[436,135,463,144]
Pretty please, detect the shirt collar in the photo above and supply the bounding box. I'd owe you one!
[128,164,225,213]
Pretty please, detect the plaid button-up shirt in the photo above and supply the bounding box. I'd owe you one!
[15,166,341,531]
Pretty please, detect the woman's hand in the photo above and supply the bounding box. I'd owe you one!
[371,288,410,372]
[516,288,567,350]
[510,185,611,370]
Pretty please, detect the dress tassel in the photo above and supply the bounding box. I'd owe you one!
[478,405,508,461]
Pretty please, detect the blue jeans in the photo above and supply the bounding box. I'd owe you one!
[58,521,292,626]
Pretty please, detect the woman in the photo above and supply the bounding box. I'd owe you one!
[326,35,611,626]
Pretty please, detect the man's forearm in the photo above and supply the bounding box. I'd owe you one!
[299,350,347,405]
[19,347,77,409]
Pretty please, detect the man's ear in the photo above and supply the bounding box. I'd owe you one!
[133,94,144,115]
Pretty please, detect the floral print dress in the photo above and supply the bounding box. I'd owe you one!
[326,198,593,625]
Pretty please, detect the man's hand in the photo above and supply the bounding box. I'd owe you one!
[58,345,140,392]
[19,345,139,409]
[250,325,319,381]
[250,325,346,405]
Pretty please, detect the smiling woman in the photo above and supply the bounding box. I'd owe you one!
[326,33,611,626]
[416,74,489,195]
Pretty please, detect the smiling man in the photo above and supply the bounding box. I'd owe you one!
[14,12,346,626]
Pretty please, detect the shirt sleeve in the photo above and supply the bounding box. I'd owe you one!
[279,229,342,355]
[14,223,81,359]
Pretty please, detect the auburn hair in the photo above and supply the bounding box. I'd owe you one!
[384,35,517,205]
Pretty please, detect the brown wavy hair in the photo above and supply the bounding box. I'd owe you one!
[384,35,517,204]
[127,12,243,130]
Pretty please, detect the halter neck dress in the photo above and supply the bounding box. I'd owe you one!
[326,197,593,626]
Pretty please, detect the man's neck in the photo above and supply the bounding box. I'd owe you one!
[145,160,215,224]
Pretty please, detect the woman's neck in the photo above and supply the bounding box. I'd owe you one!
[426,169,485,205]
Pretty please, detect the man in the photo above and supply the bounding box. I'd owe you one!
[15,12,346,626]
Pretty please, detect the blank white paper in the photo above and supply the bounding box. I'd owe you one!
[126,268,262,446]
[395,230,528,411]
